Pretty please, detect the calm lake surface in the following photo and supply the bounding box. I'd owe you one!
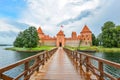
[0,46,38,78]
[0,46,120,79]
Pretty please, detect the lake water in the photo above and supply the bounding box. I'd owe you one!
[0,46,38,78]
[0,46,120,79]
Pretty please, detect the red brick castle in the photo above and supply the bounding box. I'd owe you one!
[37,25,92,47]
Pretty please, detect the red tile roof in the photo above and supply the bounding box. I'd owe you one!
[57,30,64,35]
[81,25,91,33]
[37,27,44,34]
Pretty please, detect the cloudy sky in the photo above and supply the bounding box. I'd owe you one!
[0,0,120,44]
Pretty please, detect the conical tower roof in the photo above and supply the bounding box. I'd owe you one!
[57,30,64,36]
[37,27,44,34]
[81,25,91,33]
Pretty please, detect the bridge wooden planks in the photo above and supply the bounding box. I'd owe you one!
[31,48,83,80]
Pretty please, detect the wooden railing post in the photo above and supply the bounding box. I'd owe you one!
[46,51,49,62]
[42,54,45,66]
[36,56,40,72]
[86,57,89,72]
[75,51,78,63]
[24,62,29,80]
[47,51,50,59]
[79,54,82,67]
[98,61,104,80]
[73,51,75,62]
[79,53,83,74]
[86,56,91,79]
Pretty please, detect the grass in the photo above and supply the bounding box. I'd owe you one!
[5,46,56,52]
[98,47,120,52]
[65,46,120,52]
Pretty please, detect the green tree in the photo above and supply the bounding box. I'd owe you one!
[116,25,120,47]
[92,33,99,46]
[101,21,116,47]
[92,34,96,46]
[95,38,99,46]
[14,32,24,47]
[101,21,120,47]
[102,21,115,31]
[97,33,102,46]
[14,26,39,48]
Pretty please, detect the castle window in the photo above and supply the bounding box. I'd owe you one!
[86,35,88,37]
[86,42,87,45]
[88,38,89,40]
[84,38,85,40]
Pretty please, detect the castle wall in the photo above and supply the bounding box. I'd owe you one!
[43,39,56,46]
[65,39,80,47]
[38,25,92,47]
[80,41,92,46]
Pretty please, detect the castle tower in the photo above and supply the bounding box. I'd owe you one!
[80,25,92,46]
[56,30,65,47]
[72,32,77,39]
[37,27,45,45]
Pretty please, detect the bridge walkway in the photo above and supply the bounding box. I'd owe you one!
[30,48,85,80]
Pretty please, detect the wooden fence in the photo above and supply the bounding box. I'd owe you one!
[0,48,57,80]
[64,48,120,80]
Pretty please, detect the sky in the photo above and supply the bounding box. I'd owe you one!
[0,0,120,44]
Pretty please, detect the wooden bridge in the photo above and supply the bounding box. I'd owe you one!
[0,48,120,80]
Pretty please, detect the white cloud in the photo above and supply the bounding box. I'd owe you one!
[0,0,115,44]
[19,0,109,37]
[0,19,20,32]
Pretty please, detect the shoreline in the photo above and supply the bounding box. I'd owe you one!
[65,46,120,53]
[5,48,44,53]
[5,46,55,53]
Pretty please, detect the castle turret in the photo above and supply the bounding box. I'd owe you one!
[56,30,65,47]
[72,32,77,39]
[37,27,44,39]
[80,25,92,46]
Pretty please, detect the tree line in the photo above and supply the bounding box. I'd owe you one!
[14,26,39,48]
[92,21,120,48]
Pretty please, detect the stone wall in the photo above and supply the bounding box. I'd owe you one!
[80,40,92,46]
[43,39,56,46]
[65,40,80,47]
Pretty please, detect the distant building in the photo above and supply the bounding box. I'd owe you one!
[37,25,92,47]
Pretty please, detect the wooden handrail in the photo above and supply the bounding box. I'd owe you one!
[63,48,120,80]
[0,48,57,80]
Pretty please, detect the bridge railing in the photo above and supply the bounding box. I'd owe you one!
[0,48,57,80]
[64,48,120,80]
